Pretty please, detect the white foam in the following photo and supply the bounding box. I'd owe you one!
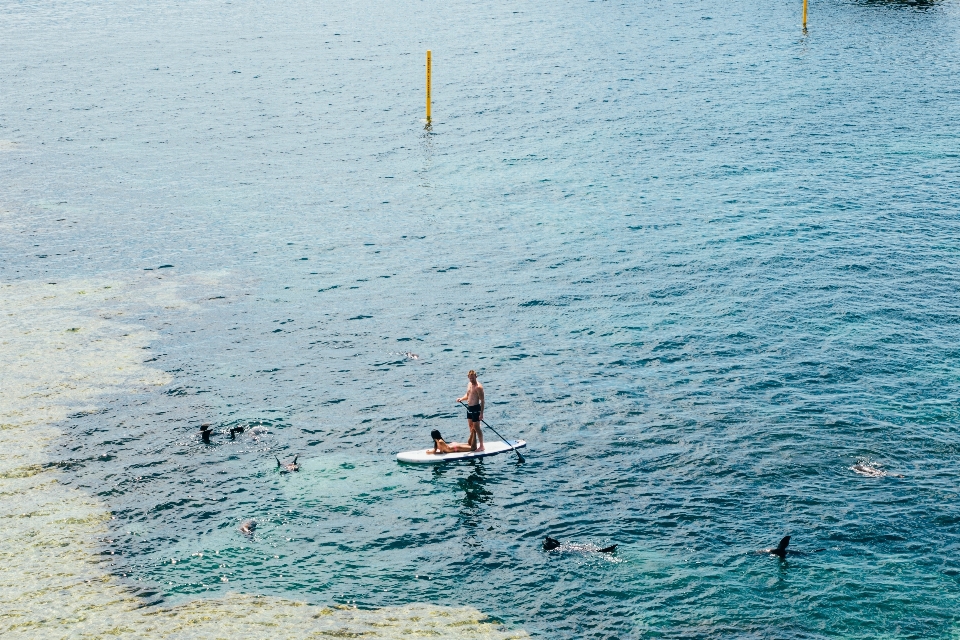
[851,460,901,478]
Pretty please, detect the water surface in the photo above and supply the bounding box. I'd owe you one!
[2,0,960,637]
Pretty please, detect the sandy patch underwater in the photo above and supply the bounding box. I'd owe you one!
[0,276,527,638]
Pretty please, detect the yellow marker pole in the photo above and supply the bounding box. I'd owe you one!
[802,0,808,29]
[426,50,432,122]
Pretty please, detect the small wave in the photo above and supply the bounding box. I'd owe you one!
[851,460,902,478]
[546,542,621,562]
[387,351,420,361]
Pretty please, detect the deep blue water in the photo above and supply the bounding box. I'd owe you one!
[3,0,960,637]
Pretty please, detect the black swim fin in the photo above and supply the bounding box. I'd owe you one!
[598,544,617,553]
[774,535,791,558]
[543,536,561,550]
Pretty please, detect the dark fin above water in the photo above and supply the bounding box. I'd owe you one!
[543,536,561,550]
[762,535,792,558]
[776,535,791,556]
[598,544,617,553]
[759,536,827,557]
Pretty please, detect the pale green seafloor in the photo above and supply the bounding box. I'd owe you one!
[0,275,528,639]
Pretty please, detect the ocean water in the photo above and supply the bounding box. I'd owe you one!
[2,0,960,637]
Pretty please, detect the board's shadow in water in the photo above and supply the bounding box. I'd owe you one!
[432,462,494,529]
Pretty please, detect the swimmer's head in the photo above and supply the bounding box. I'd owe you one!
[431,429,442,442]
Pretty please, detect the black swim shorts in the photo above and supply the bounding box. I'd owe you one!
[466,404,481,421]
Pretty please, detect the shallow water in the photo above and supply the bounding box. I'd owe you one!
[3,0,960,637]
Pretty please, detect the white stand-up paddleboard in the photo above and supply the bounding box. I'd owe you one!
[396,440,526,464]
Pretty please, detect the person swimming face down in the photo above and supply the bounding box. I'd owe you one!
[426,429,474,455]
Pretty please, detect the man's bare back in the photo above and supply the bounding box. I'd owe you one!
[456,370,485,451]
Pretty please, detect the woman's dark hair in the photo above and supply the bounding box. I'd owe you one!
[431,429,442,442]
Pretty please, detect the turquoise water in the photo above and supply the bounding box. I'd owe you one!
[3,0,960,637]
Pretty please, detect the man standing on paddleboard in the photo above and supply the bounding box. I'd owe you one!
[456,370,485,451]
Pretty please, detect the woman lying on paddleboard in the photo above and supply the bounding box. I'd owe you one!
[426,429,473,455]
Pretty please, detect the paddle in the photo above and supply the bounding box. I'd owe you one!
[458,400,525,463]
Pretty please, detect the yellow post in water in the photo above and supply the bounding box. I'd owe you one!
[802,0,808,29]
[426,50,432,122]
